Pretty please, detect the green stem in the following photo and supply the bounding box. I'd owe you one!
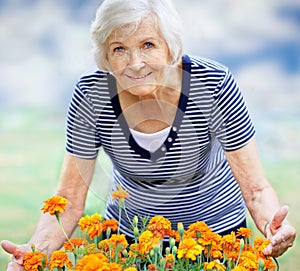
[235,238,245,267]
[117,201,123,235]
[55,212,76,251]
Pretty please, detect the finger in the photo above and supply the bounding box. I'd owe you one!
[1,240,18,256]
[270,205,289,232]
[7,261,25,271]
[1,240,31,263]
[264,233,295,257]
[263,243,273,256]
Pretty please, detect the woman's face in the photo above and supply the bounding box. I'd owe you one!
[106,16,172,97]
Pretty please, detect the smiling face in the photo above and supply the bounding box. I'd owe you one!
[106,16,172,97]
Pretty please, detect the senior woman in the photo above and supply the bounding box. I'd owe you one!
[1,0,296,269]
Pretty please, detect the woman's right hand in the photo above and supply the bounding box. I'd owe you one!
[1,240,31,271]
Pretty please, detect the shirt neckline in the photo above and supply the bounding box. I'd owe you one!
[108,54,191,161]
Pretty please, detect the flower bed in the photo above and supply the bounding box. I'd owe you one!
[22,186,277,271]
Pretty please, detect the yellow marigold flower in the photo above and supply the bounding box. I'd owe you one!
[75,253,108,271]
[23,251,48,271]
[111,184,130,202]
[85,243,99,254]
[254,237,270,254]
[147,216,172,239]
[210,248,223,260]
[124,267,138,271]
[239,251,258,270]
[231,267,247,271]
[98,262,122,271]
[63,238,88,251]
[128,243,141,258]
[165,253,175,262]
[177,237,204,261]
[204,260,226,271]
[102,219,119,232]
[78,213,103,239]
[236,227,252,239]
[138,230,160,254]
[41,196,68,216]
[49,250,73,270]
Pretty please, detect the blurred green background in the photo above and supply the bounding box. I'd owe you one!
[1,0,299,269]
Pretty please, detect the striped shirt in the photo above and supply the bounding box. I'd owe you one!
[66,54,255,236]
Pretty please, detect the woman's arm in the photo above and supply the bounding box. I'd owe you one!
[28,153,96,254]
[225,137,296,257]
[1,153,96,270]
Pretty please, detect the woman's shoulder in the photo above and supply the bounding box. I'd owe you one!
[76,67,109,84]
[186,54,229,73]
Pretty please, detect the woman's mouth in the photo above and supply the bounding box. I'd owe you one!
[126,72,152,81]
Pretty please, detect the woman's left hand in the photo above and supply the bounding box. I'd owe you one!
[263,205,296,257]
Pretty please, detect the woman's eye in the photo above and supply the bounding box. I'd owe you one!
[144,42,154,49]
[113,46,125,53]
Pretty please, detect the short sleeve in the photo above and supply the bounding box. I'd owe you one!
[210,69,255,151]
[66,83,101,159]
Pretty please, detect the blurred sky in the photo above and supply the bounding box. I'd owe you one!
[0,0,299,160]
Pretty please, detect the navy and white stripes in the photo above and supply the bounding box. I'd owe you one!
[66,54,255,236]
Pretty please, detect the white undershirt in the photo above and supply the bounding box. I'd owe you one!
[130,126,171,153]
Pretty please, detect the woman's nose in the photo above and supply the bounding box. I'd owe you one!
[128,49,145,70]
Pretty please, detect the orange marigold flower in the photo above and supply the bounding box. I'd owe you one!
[23,251,48,271]
[49,250,73,270]
[41,196,68,216]
[148,264,158,271]
[107,234,128,248]
[221,232,236,255]
[169,229,180,242]
[78,213,103,239]
[236,227,252,239]
[204,260,226,271]
[199,230,221,246]
[102,219,119,232]
[63,238,88,251]
[186,221,211,239]
[98,239,110,252]
[263,257,276,270]
[147,216,172,239]
[111,184,130,202]
[99,234,128,259]
[177,237,204,261]
[199,230,222,259]
[75,253,108,271]
[165,253,175,270]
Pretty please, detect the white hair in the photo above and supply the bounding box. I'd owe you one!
[90,0,184,71]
